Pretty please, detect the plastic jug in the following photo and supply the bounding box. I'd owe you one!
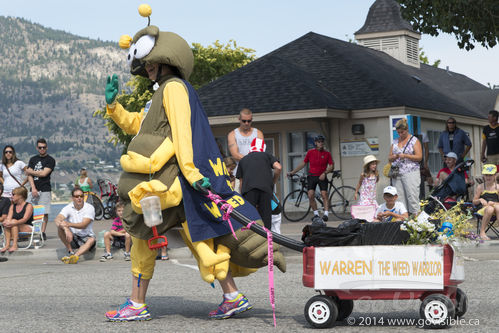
[140,196,163,227]
[97,230,106,248]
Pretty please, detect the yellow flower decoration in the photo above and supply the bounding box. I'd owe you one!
[138,4,152,17]
[119,35,133,49]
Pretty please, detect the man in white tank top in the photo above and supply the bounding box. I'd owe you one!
[227,108,264,172]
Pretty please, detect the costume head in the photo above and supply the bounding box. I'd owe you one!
[118,4,194,80]
[250,138,266,152]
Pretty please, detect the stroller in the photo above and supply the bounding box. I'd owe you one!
[422,159,474,216]
[97,178,119,219]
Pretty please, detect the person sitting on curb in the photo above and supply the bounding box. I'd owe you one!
[55,187,95,264]
[0,186,33,253]
[100,201,131,262]
[374,186,408,222]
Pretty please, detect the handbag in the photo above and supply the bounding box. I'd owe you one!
[388,164,399,178]
[388,136,414,179]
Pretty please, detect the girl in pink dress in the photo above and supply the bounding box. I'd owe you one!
[354,155,379,208]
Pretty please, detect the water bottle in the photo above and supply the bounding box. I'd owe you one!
[97,230,106,248]
[34,238,40,249]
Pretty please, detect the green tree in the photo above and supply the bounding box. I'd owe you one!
[397,0,499,50]
[190,40,256,89]
[419,48,441,67]
[94,40,256,148]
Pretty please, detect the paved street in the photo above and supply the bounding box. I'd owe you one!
[1,219,499,332]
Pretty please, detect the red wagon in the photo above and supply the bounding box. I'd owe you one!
[302,244,467,329]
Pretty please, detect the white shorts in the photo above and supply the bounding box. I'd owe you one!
[28,191,52,215]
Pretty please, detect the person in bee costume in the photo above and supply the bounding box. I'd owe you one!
[103,5,285,321]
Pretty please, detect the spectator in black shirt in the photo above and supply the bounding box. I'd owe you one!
[25,138,56,238]
[236,138,281,229]
[481,110,499,167]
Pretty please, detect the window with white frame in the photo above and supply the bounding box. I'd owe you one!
[426,130,442,175]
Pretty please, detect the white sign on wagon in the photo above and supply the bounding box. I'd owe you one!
[314,245,444,290]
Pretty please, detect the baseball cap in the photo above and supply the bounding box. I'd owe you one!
[444,152,458,160]
[383,186,397,196]
[250,138,266,152]
[482,164,497,175]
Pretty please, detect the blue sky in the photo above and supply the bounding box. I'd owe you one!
[1,0,498,86]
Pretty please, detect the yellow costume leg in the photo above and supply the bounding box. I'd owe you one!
[130,236,157,280]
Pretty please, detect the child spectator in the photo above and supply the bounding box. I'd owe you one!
[157,246,169,261]
[224,156,236,190]
[374,186,408,222]
[473,164,499,240]
[100,202,131,261]
[354,155,379,208]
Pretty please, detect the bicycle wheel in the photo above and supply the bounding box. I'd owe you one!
[89,194,104,220]
[329,186,357,220]
[283,189,311,222]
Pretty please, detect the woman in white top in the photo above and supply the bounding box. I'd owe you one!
[0,145,27,199]
[388,119,422,215]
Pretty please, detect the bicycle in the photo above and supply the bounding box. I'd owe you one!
[83,190,104,220]
[282,170,357,222]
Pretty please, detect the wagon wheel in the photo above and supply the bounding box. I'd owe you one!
[304,295,338,328]
[336,299,354,321]
[420,293,455,328]
[455,288,468,318]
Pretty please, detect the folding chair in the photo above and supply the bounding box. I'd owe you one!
[475,210,499,238]
[17,205,45,249]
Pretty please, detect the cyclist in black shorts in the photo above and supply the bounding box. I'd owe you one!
[287,135,334,223]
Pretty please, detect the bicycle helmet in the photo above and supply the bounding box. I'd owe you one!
[314,135,325,142]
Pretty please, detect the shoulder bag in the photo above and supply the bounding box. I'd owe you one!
[5,164,23,187]
[388,136,414,179]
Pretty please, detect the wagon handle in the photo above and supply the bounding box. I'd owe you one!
[200,187,306,252]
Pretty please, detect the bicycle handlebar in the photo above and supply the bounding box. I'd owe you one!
[288,170,342,181]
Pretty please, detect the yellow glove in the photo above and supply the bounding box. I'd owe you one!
[120,138,175,174]
[128,178,182,214]
[179,222,231,283]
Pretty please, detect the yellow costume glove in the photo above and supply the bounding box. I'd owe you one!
[128,178,182,214]
[179,222,231,283]
[120,138,175,174]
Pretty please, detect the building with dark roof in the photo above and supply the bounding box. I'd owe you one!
[198,0,499,200]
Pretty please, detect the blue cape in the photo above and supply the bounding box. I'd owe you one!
[179,81,261,242]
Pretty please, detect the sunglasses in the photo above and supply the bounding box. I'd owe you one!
[37,146,47,149]
[4,151,13,154]
[73,194,84,198]
[447,122,456,124]
[241,119,252,123]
